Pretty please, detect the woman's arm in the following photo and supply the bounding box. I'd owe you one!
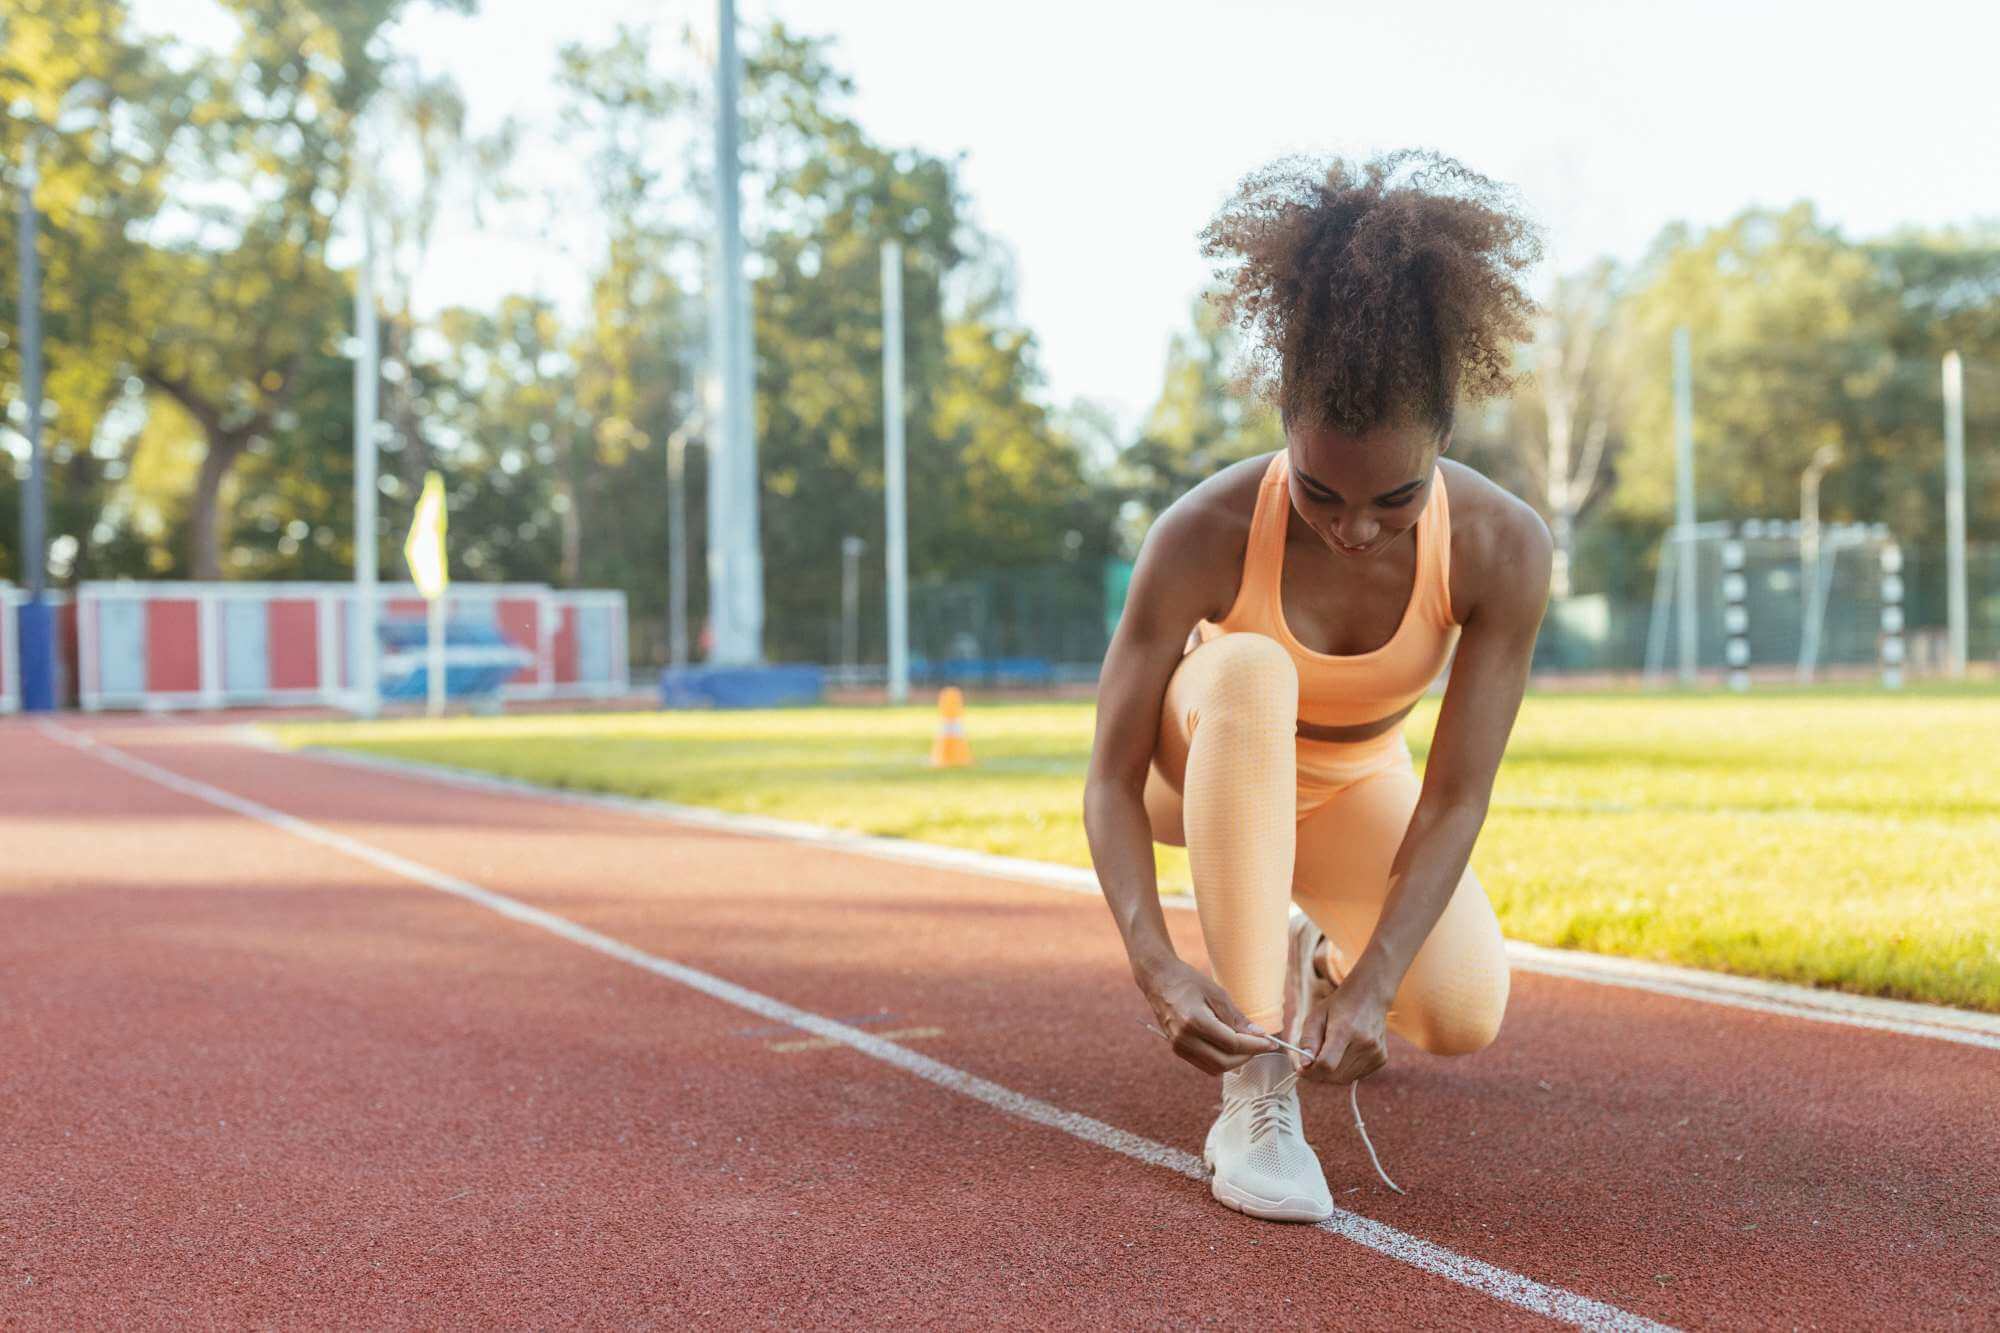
[1304,493,1553,1083]
[1084,492,1277,1075]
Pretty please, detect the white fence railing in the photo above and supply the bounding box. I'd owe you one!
[68,580,628,713]
[0,583,19,715]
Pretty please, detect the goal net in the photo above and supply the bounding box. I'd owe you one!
[1643,519,1906,687]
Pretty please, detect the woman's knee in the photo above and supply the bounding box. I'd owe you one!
[1401,970,1509,1057]
[1411,1008,1504,1057]
[1187,634,1297,726]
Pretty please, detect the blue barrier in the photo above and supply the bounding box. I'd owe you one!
[16,598,57,712]
[656,658,1054,707]
[378,617,533,703]
[910,656,1054,688]
[660,664,825,709]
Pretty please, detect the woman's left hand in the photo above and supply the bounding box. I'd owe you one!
[1299,976,1393,1085]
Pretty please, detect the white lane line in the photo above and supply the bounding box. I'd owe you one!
[1498,943,2000,1049]
[51,723,1668,1333]
[266,739,2000,1053]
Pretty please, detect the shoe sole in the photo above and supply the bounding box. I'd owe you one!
[1202,1145,1333,1224]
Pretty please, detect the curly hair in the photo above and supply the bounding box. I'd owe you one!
[1199,150,1543,437]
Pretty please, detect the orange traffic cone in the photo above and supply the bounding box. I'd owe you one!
[930,686,973,768]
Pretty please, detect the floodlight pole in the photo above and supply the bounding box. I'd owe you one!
[11,130,60,710]
[16,136,45,605]
[706,0,763,665]
[881,240,909,705]
[1672,327,1698,685]
[11,84,108,711]
[352,183,380,717]
[1943,351,1968,677]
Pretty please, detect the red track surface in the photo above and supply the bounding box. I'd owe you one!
[4,715,1995,1329]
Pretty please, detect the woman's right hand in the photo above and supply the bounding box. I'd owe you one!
[1137,955,1281,1076]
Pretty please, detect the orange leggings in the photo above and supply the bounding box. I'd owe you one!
[1142,633,1509,1052]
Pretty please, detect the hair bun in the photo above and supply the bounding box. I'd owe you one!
[1200,150,1542,435]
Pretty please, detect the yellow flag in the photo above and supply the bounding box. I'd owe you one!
[403,471,449,601]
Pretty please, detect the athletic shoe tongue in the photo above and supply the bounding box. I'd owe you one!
[1236,1050,1294,1093]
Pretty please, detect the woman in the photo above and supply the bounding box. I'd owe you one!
[1083,151,1551,1223]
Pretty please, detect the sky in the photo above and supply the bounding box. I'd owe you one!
[132,0,2000,433]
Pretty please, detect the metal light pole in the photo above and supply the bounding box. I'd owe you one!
[352,177,380,717]
[881,240,909,704]
[11,80,104,712]
[1797,443,1839,683]
[1672,327,1698,684]
[16,135,46,604]
[1943,351,1968,678]
[706,0,763,665]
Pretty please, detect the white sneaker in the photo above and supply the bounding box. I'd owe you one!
[1202,1051,1334,1222]
[1282,910,1335,1054]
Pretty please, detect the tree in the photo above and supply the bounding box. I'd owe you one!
[1119,293,1283,542]
[554,25,700,617]
[1518,260,1623,598]
[1616,206,2000,545]
[0,0,183,583]
[130,0,470,579]
[429,295,571,579]
[370,62,513,498]
[740,23,1115,661]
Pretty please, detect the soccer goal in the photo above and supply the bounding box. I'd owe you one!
[1642,519,1907,688]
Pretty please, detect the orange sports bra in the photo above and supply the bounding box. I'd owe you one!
[1197,452,1460,728]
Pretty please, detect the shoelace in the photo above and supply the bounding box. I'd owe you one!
[1242,1069,1303,1143]
[1140,1019,1405,1195]
[1347,1080,1403,1195]
[1238,1069,1402,1195]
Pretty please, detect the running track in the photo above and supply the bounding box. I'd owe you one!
[4,716,1995,1329]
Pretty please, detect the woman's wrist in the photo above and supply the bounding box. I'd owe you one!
[1127,940,1181,988]
[1342,950,1403,1008]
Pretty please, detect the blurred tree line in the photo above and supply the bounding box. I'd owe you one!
[4,0,1996,665]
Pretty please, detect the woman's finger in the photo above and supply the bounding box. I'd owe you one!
[1192,979,1280,1056]
[1172,1019,1271,1075]
[1199,979,1276,1044]
[1328,1037,1386,1086]
[1186,1003,1272,1059]
[1299,998,1332,1064]
[1172,1030,1244,1076]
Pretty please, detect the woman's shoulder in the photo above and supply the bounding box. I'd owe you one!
[1133,453,1276,624]
[1437,458,1553,625]
[1145,452,1271,550]
[1166,452,1275,539]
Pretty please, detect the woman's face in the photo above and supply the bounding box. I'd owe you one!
[1284,418,1444,559]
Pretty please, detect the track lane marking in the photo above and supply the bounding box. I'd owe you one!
[266,739,2000,1052]
[768,1025,944,1054]
[48,723,1669,1332]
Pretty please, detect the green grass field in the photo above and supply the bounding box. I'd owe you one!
[273,684,2000,1012]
